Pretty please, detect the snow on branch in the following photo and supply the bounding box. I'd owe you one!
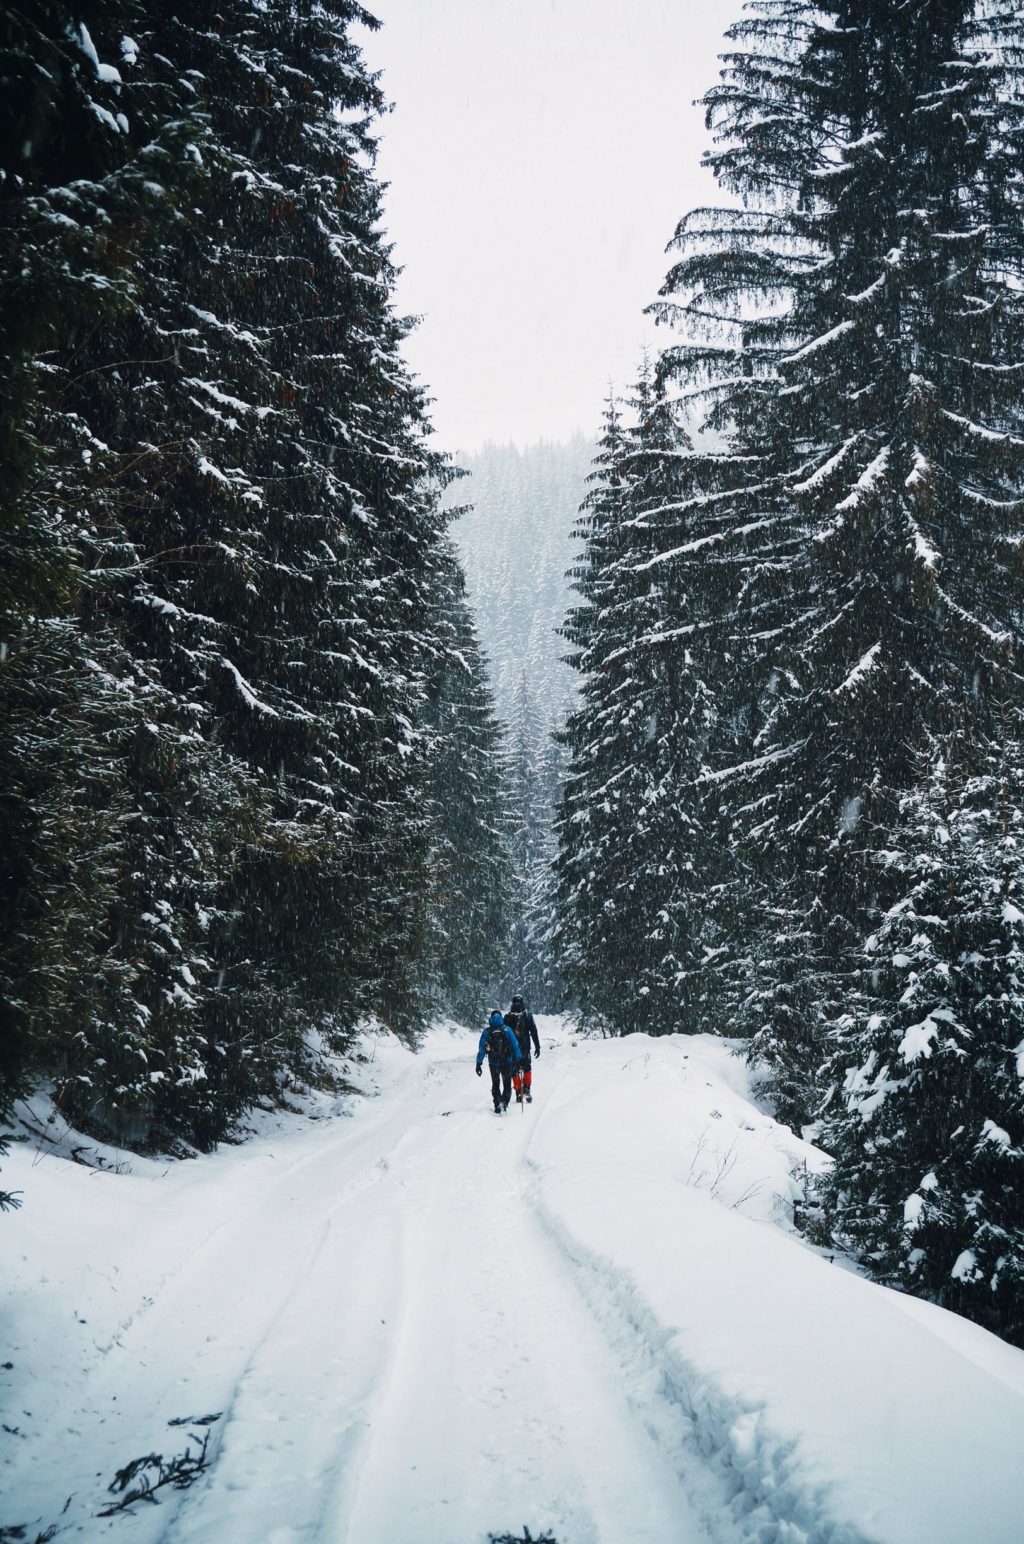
[935,587,1012,650]
[186,378,278,423]
[793,434,863,495]
[219,657,280,717]
[845,274,886,307]
[632,513,787,570]
[699,741,805,786]
[75,23,122,83]
[840,129,887,158]
[833,446,890,513]
[942,410,1024,450]
[781,318,856,368]
[835,641,882,698]
[902,452,942,570]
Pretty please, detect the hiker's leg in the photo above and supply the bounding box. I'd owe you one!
[523,1065,532,1092]
[490,1064,501,1109]
[501,1068,512,1107]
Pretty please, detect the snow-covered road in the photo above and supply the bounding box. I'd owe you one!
[5,1022,713,1543]
[5,1020,1024,1544]
[159,1032,711,1544]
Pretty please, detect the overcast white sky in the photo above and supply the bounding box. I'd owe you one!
[360,0,738,454]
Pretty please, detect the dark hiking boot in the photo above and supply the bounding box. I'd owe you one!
[525,1092,533,1103]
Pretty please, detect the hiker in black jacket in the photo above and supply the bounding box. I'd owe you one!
[505,994,540,1104]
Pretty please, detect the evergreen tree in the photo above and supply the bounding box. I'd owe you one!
[555,376,715,1036]
[1,2,465,1148]
[0,3,212,1144]
[503,674,561,1010]
[818,732,1024,1345]
[554,395,638,1030]
[421,540,513,1023]
[618,362,728,1036]
[651,0,1024,1121]
[633,0,1024,1339]
[85,0,451,1128]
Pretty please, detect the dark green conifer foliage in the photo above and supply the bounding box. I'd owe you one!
[421,540,514,1024]
[71,0,450,1135]
[651,0,1024,1120]
[641,0,1024,1335]
[555,377,717,1036]
[818,733,1024,1345]
[0,2,479,1150]
[618,364,728,1036]
[502,674,562,1011]
[554,395,639,1031]
[0,3,211,1143]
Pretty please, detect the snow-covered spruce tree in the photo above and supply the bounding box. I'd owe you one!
[72,0,453,1126]
[652,0,1024,1121]
[818,732,1024,1345]
[534,715,571,1009]
[0,6,290,1144]
[501,674,561,1010]
[2,2,456,1147]
[555,376,718,1037]
[613,364,724,1036]
[420,539,514,1023]
[554,396,636,1030]
[0,5,219,1144]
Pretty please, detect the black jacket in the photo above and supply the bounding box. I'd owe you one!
[504,1009,540,1060]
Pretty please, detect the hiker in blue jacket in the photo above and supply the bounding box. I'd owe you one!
[476,1009,521,1114]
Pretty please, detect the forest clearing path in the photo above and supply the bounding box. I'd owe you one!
[162,1020,712,1544]
[5,1020,717,1544]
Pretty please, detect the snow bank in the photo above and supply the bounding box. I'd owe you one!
[0,1026,420,1537]
[528,1032,1024,1544]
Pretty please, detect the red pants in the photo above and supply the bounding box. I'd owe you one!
[512,1067,532,1096]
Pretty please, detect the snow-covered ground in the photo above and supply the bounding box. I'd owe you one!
[4,1019,1023,1543]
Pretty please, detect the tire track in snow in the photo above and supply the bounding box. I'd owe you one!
[2,1061,438,1542]
[156,1090,480,1542]
[335,1056,713,1544]
[526,1179,760,1544]
[90,1060,431,1372]
[162,1095,479,1542]
[520,1071,850,1544]
[160,1190,411,1544]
